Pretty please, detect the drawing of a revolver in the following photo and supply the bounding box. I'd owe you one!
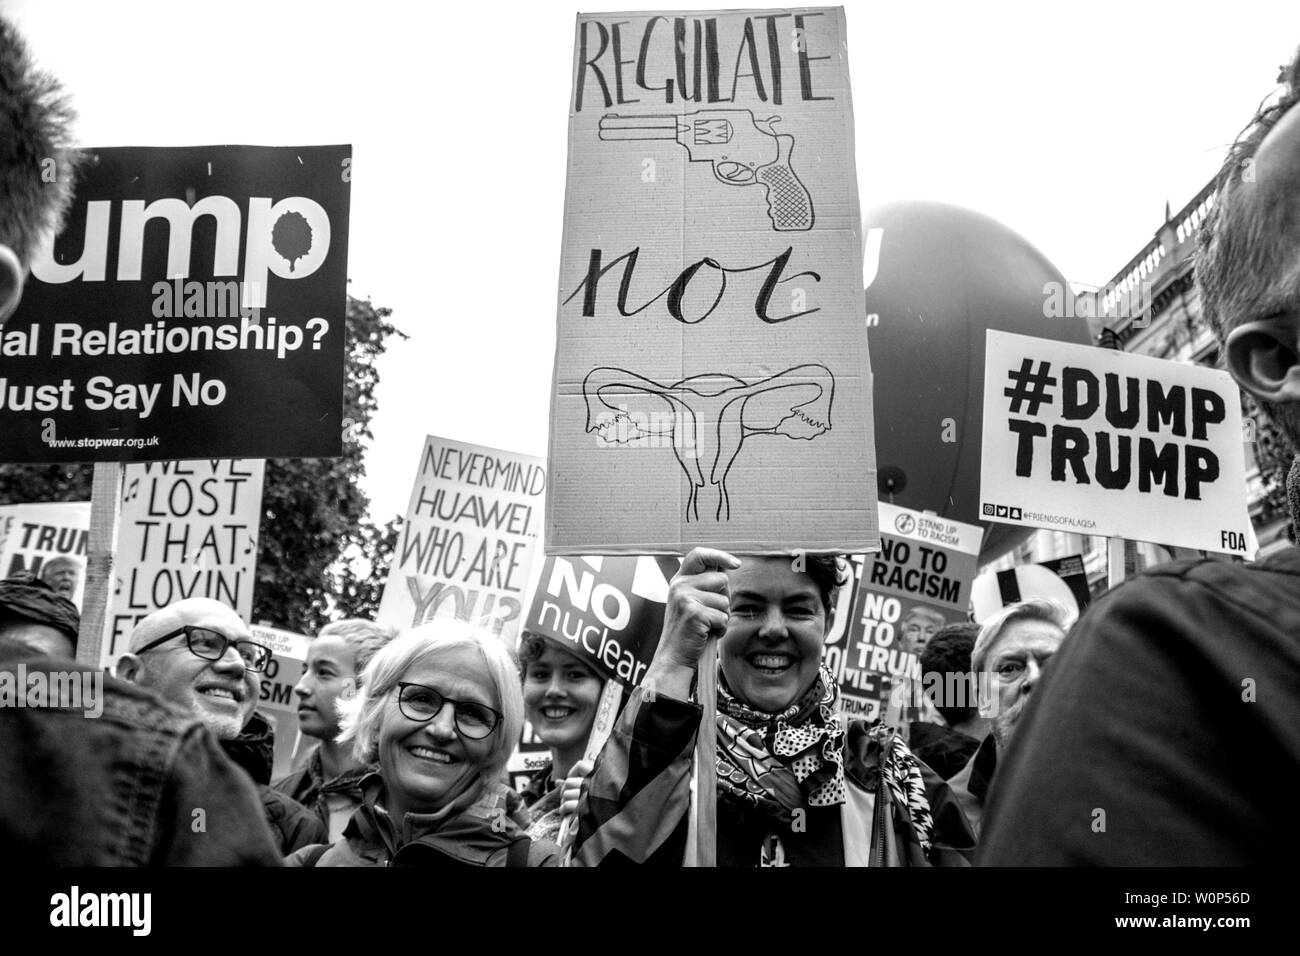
[598,109,815,232]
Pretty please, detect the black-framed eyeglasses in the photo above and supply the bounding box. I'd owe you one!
[396,682,502,740]
[134,625,273,673]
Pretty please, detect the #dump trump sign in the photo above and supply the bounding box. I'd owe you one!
[980,330,1255,555]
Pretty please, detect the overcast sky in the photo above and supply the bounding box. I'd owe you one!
[10,0,1300,523]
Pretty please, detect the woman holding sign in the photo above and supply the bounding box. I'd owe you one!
[286,621,559,866]
[517,633,606,843]
[568,549,974,866]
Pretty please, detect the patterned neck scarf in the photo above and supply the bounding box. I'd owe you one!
[1287,454,1300,526]
[860,718,936,857]
[714,663,847,824]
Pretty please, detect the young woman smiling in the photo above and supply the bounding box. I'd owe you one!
[517,633,606,843]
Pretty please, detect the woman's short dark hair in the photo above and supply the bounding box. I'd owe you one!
[803,554,851,617]
[517,631,602,681]
[920,623,980,726]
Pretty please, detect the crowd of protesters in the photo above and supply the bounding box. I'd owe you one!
[1,15,1297,866]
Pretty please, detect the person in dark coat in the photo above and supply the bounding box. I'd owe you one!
[0,15,279,866]
[979,44,1300,867]
[949,600,1068,840]
[0,573,80,659]
[274,618,396,840]
[907,623,988,780]
[572,549,975,866]
[117,597,325,854]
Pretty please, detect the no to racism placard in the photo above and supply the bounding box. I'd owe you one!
[0,502,91,609]
[250,623,312,781]
[100,459,265,667]
[825,503,982,720]
[547,8,878,554]
[377,436,546,643]
[0,145,351,463]
[980,330,1256,555]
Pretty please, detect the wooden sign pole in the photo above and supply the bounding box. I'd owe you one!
[76,462,124,669]
[558,678,625,865]
[1106,537,1126,590]
[1100,330,1140,593]
[691,636,718,868]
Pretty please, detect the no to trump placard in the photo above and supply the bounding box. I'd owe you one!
[980,330,1255,555]
[547,8,878,554]
[100,459,265,667]
[377,437,546,643]
[0,502,91,609]
[0,145,351,463]
[825,503,982,720]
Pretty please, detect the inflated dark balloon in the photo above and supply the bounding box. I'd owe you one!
[865,202,1093,564]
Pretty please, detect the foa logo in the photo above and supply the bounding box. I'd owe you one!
[30,195,330,309]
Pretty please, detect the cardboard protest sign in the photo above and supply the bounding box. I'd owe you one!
[0,502,91,608]
[980,330,1256,556]
[100,459,265,667]
[250,623,312,781]
[825,503,982,720]
[0,145,350,463]
[547,8,878,554]
[377,437,546,643]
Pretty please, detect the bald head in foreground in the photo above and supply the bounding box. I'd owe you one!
[117,598,266,739]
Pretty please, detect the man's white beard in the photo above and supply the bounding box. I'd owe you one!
[992,696,1027,750]
[195,704,245,740]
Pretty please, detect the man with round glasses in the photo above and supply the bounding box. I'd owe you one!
[118,598,326,855]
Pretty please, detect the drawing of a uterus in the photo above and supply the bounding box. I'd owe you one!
[583,364,834,521]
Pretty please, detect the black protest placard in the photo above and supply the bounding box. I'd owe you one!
[524,554,677,687]
[0,145,350,462]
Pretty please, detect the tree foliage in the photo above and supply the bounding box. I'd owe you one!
[0,293,405,634]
